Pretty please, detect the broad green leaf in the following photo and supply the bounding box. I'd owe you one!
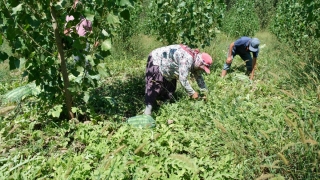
[0,52,8,62]
[101,29,109,36]
[97,63,110,77]
[71,107,79,113]
[83,92,90,103]
[27,16,41,29]
[19,57,26,68]
[48,105,63,118]
[84,8,95,22]
[6,24,17,40]
[191,28,194,35]
[54,0,67,10]
[101,39,112,51]
[107,13,120,24]
[74,74,83,83]
[178,2,186,7]
[9,56,20,70]
[88,74,100,80]
[0,34,2,45]
[12,3,23,15]
[119,0,132,6]
[179,30,184,37]
[72,39,86,50]
[85,55,94,66]
[120,9,130,21]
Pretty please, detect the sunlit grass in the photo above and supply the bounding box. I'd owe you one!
[0,32,319,179]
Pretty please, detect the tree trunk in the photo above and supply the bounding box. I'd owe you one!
[50,4,74,119]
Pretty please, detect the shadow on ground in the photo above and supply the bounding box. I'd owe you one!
[87,73,185,122]
[88,74,146,121]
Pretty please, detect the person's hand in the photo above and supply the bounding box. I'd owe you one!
[226,56,232,64]
[191,92,199,99]
[64,28,71,35]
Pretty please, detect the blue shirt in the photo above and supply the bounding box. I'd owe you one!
[233,37,259,58]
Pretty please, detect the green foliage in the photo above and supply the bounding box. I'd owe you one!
[147,0,225,48]
[112,2,141,51]
[221,0,260,37]
[0,0,138,118]
[67,59,146,121]
[1,32,319,179]
[254,0,279,29]
[270,0,320,89]
[110,1,165,60]
[0,66,13,95]
[1,1,320,179]
[224,0,236,10]
[0,39,11,65]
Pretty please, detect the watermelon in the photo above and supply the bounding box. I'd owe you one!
[127,114,156,128]
[233,73,251,83]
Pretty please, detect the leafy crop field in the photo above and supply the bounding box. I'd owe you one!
[1,31,319,179]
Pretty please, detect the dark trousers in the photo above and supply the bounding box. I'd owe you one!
[145,55,177,106]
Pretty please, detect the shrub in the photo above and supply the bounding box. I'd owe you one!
[221,0,260,37]
[270,0,320,89]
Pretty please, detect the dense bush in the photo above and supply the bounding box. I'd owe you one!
[147,0,225,48]
[110,1,165,60]
[254,0,279,29]
[221,0,260,37]
[224,0,279,31]
[1,33,319,179]
[270,0,320,89]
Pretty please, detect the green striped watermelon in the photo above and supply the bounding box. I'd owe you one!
[127,115,156,128]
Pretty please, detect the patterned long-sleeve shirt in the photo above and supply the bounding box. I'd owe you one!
[151,45,207,95]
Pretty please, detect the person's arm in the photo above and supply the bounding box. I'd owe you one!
[193,70,207,90]
[193,71,207,99]
[64,28,71,35]
[250,57,257,80]
[179,70,196,97]
[221,42,235,77]
[178,58,197,98]
[226,42,235,64]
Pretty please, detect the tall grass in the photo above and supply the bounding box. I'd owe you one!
[109,33,165,61]
[0,32,319,179]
